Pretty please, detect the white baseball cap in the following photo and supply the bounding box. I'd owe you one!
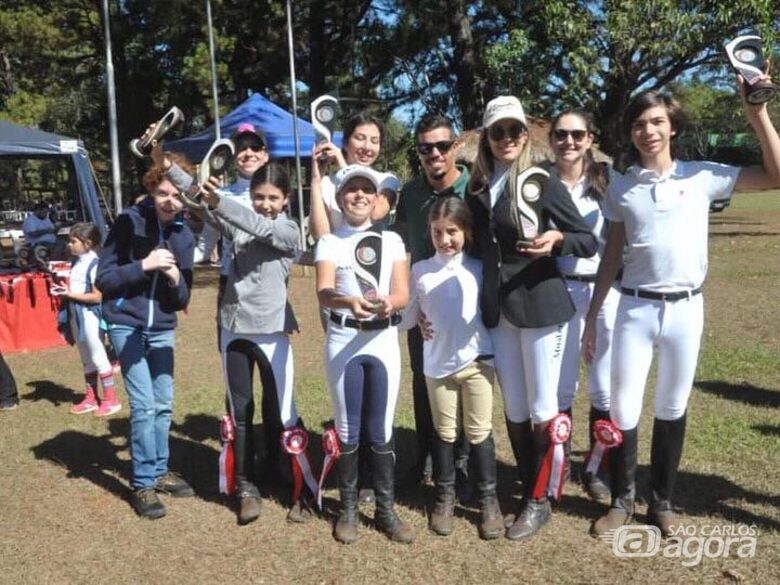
[334,164,383,194]
[378,172,400,193]
[483,96,527,128]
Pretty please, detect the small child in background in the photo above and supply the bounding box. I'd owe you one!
[64,223,121,417]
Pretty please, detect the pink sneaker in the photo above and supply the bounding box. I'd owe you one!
[70,397,98,415]
[94,398,122,417]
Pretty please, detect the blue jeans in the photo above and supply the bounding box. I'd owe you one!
[109,325,176,490]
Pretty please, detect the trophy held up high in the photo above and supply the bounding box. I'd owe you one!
[724,33,776,104]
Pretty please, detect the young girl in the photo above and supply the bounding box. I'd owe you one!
[191,161,311,526]
[468,96,597,541]
[96,155,195,520]
[64,223,121,417]
[315,164,413,544]
[400,197,502,540]
[548,110,619,501]
[583,75,780,537]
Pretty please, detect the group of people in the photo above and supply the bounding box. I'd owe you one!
[65,72,779,546]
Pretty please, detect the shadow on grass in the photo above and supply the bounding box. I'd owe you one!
[696,380,780,408]
[554,464,780,532]
[24,379,78,407]
[709,231,780,238]
[752,424,780,438]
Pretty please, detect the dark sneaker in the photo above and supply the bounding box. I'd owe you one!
[154,472,194,497]
[132,488,166,519]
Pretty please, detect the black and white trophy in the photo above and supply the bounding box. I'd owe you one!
[311,95,339,144]
[177,138,235,209]
[129,106,185,158]
[514,167,549,245]
[353,232,383,309]
[724,33,776,104]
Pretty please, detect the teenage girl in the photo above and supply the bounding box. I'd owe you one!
[193,162,308,526]
[467,96,597,541]
[400,196,502,540]
[315,164,414,545]
[548,110,619,501]
[64,222,120,417]
[583,75,780,537]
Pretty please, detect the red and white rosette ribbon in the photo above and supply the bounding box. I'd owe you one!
[281,427,319,504]
[585,420,623,476]
[317,428,341,510]
[218,414,236,496]
[532,413,572,502]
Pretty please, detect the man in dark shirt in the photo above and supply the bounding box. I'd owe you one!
[396,114,471,492]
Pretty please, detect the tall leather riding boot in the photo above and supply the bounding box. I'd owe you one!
[506,424,552,541]
[372,441,415,544]
[358,441,375,503]
[233,421,262,525]
[505,418,534,495]
[584,407,611,502]
[334,443,360,544]
[562,408,572,482]
[454,433,474,505]
[471,434,504,540]
[429,435,456,536]
[649,414,687,536]
[591,426,638,537]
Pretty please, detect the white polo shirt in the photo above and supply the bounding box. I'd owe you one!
[69,250,99,295]
[553,172,607,277]
[604,160,740,292]
[401,253,493,379]
[315,224,406,320]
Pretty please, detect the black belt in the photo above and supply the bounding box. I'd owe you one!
[330,312,401,330]
[564,273,597,283]
[621,287,702,301]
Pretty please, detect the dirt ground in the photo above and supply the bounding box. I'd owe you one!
[0,193,778,585]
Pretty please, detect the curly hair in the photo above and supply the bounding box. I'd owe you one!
[142,152,194,193]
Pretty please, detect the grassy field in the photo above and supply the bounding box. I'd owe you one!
[1,193,779,585]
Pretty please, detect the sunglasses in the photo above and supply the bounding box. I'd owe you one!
[488,122,526,142]
[416,140,456,156]
[236,138,266,153]
[553,129,589,142]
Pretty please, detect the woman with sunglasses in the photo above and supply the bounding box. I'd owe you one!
[548,110,619,502]
[309,112,400,239]
[583,76,780,537]
[467,96,597,540]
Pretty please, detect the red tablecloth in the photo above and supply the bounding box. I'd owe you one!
[0,272,66,353]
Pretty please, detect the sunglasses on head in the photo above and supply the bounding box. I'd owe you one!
[553,129,589,142]
[488,122,526,142]
[416,140,456,156]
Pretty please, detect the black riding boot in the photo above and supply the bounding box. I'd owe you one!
[505,418,534,493]
[591,426,638,536]
[372,441,415,543]
[583,407,612,502]
[649,414,687,536]
[429,435,456,536]
[334,443,359,544]
[471,434,503,540]
[506,424,552,541]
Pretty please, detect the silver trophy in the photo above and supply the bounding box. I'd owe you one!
[724,34,776,104]
[129,106,185,158]
[311,95,339,144]
[177,138,235,209]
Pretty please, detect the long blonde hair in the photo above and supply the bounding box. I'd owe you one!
[468,126,533,234]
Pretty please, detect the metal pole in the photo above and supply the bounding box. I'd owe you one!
[206,0,221,140]
[101,0,122,213]
[285,0,306,251]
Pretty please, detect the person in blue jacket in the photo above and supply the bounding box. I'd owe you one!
[96,154,195,520]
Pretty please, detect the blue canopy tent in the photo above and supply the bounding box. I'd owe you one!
[0,120,107,238]
[165,93,342,161]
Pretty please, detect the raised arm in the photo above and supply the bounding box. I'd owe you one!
[734,75,780,192]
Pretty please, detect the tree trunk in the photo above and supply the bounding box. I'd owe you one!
[308,1,326,99]
[448,0,479,128]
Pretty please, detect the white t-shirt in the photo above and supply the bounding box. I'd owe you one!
[604,160,740,291]
[69,250,99,295]
[315,224,406,320]
[553,172,607,276]
[22,213,56,245]
[401,253,493,379]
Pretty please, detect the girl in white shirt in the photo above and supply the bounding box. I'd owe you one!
[63,223,120,417]
[401,196,503,540]
[549,110,619,502]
